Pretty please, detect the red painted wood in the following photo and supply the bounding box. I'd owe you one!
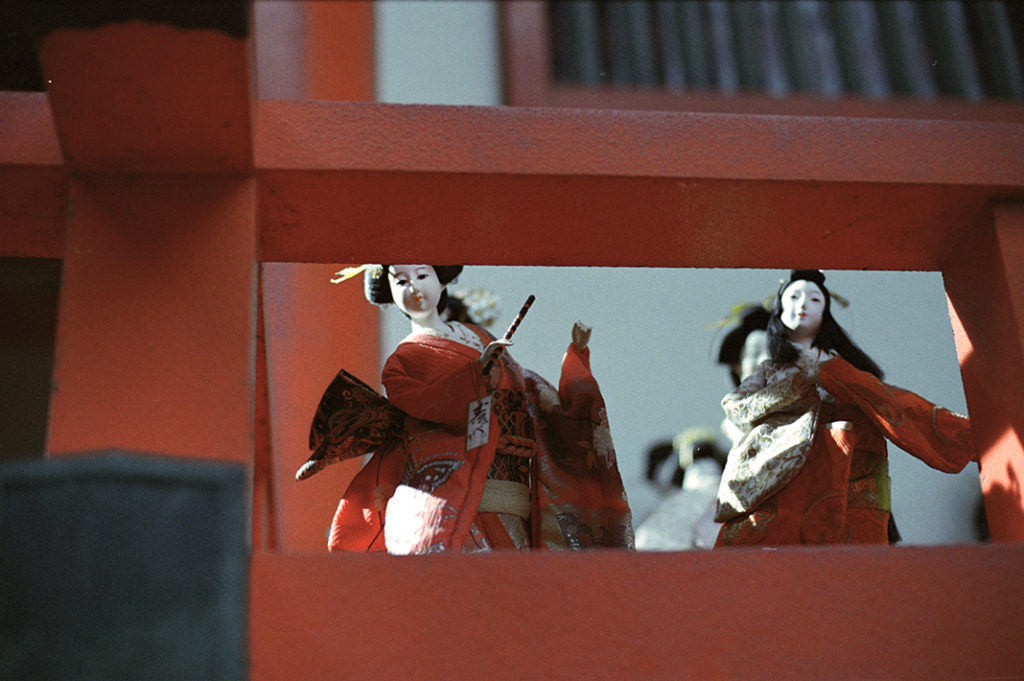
[47,174,258,461]
[3,11,1023,680]
[250,544,1024,681]
[255,101,1023,269]
[0,92,63,165]
[37,21,253,172]
[250,2,376,550]
[255,100,1024,185]
[500,0,550,107]
[258,171,997,270]
[261,263,379,552]
[0,92,68,258]
[545,84,1024,121]
[304,1,374,102]
[945,203,1024,541]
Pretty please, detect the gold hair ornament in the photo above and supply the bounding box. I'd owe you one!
[330,264,383,284]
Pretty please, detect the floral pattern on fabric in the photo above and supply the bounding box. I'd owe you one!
[298,369,404,480]
[401,457,464,494]
[715,358,822,522]
[715,356,976,547]
[311,323,634,554]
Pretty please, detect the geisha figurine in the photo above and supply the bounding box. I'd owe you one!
[714,269,976,546]
[297,264,634,554]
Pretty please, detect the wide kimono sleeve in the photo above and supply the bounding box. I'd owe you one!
[381,336,490,427]
[721,358,819,429]
[715,359,822,522]
[818,357,976,472]
[531,343,634,549]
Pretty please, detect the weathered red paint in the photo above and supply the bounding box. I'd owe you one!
[250,544,1024,681]
[261,263,378,552]
[46,174,258,460]
[38,21,253,173]
[945,202,1024,539]
[256,100,1024,185]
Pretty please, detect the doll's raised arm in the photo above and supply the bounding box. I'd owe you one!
[819,358,976,472]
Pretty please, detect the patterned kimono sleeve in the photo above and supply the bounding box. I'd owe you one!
[381,340,488,427]
[721,360,817,431]
[556,344,597,418]
[819,358,976,472]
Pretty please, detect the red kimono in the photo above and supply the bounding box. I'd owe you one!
[300,323,633,553]
[715,355,975,546]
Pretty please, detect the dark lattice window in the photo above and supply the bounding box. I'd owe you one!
[549,0,1024,101]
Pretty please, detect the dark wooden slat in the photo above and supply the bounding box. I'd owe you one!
[831,0,892,98]
[877,0,940,97]
[780,0,843,96]
[920,0,984,100]
[705,0,741,93]
[549,0,602,84]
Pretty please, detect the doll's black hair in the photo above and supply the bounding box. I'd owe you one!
[717,305,771,387]
[766,269,884,379]
[364,265,463,315]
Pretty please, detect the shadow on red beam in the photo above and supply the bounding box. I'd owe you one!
[257,171,1000,269]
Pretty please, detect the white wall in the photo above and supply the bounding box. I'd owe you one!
[375,0,503,106]
[372,3,984,546]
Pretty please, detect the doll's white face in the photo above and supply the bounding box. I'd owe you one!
[780,279,826,342]
[388,265,442,320]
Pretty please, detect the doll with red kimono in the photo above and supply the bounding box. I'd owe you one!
[715,269,977,546]
[298,264,634,554]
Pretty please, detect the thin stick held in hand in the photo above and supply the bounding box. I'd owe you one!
[483,294,535,373]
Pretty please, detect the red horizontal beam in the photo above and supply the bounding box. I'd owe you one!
[256,170,1001,269]
[250,544,1024,681]
[256,100,1024,187]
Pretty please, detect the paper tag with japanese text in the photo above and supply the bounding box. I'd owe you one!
[466,394,493,450]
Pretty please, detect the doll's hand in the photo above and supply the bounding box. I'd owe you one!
[477,338,512,371]
[572,321,592,351]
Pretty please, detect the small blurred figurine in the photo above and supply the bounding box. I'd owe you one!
[716,304,772,448]
[635,428,727,550]
[297,265,633,554]
[715,269,976,546]
[635,304,769,551]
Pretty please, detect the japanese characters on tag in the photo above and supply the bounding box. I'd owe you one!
[466,394,493,450]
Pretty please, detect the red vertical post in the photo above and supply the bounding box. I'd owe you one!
[256,1,378,551]
[47,174,258,461]
[304,0,374,102]
[261,264,379,551]
[944,201,1024,541]
[34,15,257,462]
